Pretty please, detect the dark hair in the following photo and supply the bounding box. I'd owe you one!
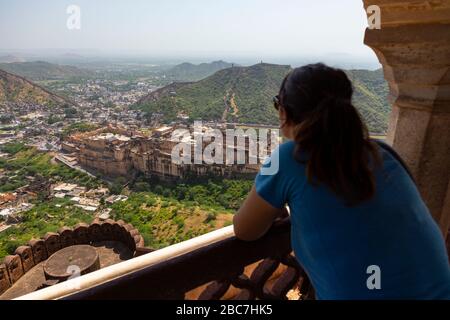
[278,63,380,206]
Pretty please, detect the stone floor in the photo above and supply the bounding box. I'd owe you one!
[0,241,133,300]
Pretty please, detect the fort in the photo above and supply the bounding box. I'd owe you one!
[61,124,277,180]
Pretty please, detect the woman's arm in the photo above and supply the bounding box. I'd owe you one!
[233,186,287,241]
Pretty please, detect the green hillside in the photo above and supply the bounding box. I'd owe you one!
[136,63,390,133]
[346,69,390,133]
[166,60,234,82]
[0,69,74,107]
[0,61,93,81]
[137,63,292,124]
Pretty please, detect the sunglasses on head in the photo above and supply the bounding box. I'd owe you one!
[273,95,281,111]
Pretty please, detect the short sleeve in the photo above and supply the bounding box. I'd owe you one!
[254,145,288,209]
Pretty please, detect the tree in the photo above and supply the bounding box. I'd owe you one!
[64,106,78,119]
[134,182,151,192]
[110,177,127,195]
[104,101,115,108]
[0,114,14,124]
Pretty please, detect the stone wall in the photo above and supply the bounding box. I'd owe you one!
[363,0,450,235]
[0,220,144,295]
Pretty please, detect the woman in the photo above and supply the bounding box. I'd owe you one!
[233,63,450,300]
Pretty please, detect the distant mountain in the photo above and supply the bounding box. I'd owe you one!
[0,55,26,63]
[61,53,85,59]
[136,63,390,133]
[0,61,93,81]
[166,60,235,81]
[0,69,74,107]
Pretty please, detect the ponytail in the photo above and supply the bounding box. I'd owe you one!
[280,64,380,206]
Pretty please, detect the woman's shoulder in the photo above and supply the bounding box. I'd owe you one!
[276,140,307,165]
[258,140,306,180]
[277,140,296,158]
[270,140,306,175]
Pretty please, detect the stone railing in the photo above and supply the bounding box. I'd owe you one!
[16,218,314,300]
[0,219,145,295]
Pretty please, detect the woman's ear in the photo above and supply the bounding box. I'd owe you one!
[279,107,295,139]
[279,107,291,130]
[279,107,287,127]
[279,106,287,120]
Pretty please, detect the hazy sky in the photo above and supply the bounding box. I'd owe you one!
[0,0,377,64]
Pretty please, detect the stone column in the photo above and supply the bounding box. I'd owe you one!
[363,0,450,236]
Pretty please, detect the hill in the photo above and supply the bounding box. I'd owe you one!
[345,69,390,132]
[0,69,75,107]
[0,55,26,63]
[136,63,390,133]
[137,63,291,124]
[166,60,235,81]
[0,61,93,81]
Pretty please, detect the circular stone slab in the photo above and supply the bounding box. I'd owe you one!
[43,245,100,282]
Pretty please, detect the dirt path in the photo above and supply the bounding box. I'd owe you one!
[221,89,239,121]
[229,92,239,116]
[221,67,243,121]
[221,89,231,121]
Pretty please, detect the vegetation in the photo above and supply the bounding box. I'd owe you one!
[105,177,252,248]
[0,176,248,258]
[47,114,63,125]
[0,114,14,124]
[110,191,235,249]
[136,63,291,124]
[60,122,98,138]
[0,198,93,258]
[110,177,127,195]
[136,63,390,133]
[131,177,253,211]
[0,61,93,81]
[0,142,28,155]
[0,68,71,107]
[0,144,101,193]
[0,143,108,258]
[346,69,390,133]
[0,144,251,258]
[63,105,78,118]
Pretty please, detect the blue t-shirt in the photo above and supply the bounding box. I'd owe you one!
[255,140,450,300]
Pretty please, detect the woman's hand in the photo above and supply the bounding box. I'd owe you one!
[233,186,287,241]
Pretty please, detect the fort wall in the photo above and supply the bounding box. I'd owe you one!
[66,126,263,180]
